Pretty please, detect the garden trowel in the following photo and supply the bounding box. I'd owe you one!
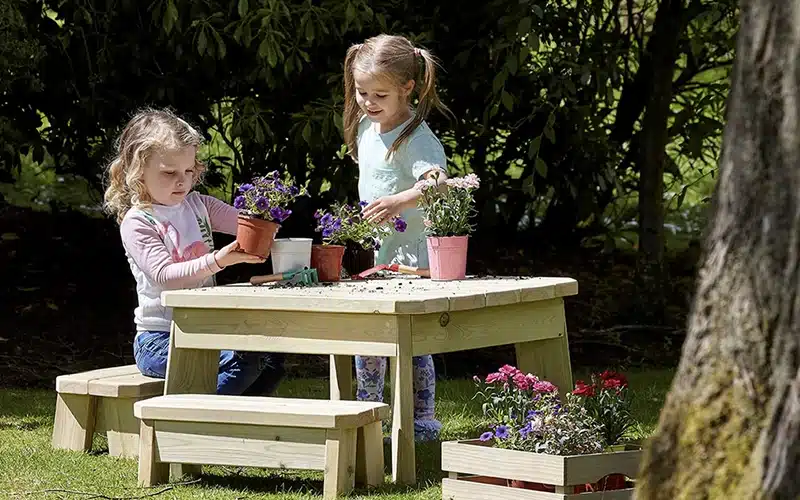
[250,268,320,285]
[354,263,431,279]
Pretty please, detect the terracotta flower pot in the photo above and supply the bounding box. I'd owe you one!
[236,215,280,258]
[426,235,469,281]
[343,242,375,277]
[311,244,345,282]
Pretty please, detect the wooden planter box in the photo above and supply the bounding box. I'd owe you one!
[441,439,641,500]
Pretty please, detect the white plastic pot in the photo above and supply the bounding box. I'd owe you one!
[270,238,313,273]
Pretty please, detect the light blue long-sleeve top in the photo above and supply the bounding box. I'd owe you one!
[356,114,447,267]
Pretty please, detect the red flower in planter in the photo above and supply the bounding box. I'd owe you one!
[572,380,596,397]
[599,370,628,387]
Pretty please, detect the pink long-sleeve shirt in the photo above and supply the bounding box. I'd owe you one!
[120,192,239,334]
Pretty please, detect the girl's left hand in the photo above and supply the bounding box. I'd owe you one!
[362,195,402,224]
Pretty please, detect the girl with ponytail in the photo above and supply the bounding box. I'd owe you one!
[343,34,454,442]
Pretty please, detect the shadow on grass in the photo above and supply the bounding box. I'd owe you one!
[184,439,446,497]
[0,388,53,430]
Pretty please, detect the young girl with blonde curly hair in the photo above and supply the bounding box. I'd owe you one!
[104,107,285,395]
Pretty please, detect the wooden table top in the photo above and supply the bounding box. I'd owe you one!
[161,276,578,315]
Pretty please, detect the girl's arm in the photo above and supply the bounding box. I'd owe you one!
[121,216,222,289]
[201,194,239,235]
[362,134,448,222]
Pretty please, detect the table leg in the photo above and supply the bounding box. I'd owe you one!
[389,326,415,485]
[164,322,219,480]
[515,319,573,395]
[329,355,353,401]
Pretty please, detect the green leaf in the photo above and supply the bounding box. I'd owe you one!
[506,53,518,75]
[238,0,248,18]
[532,5,544,18]
[528,32,539,52]
[197,29,208,56]
[544,125,555,143]
[492,71,506,94]
[163,0,178,34]
[517,16,531,36]
[535,158,548,178]
[345,3,356,25]
[213,30,226,59]
[333,113,343,132]
[305,20,315,41]
[527,135,541,159]
[302,121,312,144]
[501,90,513,111]
[258,38,269,59]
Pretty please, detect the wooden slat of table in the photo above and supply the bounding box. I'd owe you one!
[160,276,578,314]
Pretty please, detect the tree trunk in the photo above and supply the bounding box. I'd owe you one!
[636,0,685,315]
[636,1,800,498]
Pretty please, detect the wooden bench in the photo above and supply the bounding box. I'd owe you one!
[134,395,389,498]
[52,365,164,458]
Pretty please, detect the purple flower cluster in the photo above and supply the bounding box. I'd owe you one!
[233,170,305,223]
[313,201,406,250]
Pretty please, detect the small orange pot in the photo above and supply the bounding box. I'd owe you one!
[311,244,345,282]
[236,215,280,258]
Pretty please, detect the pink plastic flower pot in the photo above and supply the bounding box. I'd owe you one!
[426,235,468,281]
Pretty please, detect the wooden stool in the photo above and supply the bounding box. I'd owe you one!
[134,395,388,499]
[52,365,164,458]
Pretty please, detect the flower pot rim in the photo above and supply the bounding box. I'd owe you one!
[313,243,346,248]
[238,213,281,224]
[274,237,313,242]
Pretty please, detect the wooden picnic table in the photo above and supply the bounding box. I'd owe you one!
[159,275,577,485]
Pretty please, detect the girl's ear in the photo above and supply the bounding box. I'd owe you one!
[401,79,415,96]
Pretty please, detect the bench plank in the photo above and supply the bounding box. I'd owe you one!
[134,395,390,429]
[56,365,142,395]
[87,373,164,398]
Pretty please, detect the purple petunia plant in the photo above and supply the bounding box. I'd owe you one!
[233,170,308,223]
[473,364,605,455]
[314,201,406,250]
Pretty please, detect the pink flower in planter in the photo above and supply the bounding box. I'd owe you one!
[485,372,507,384]
[533,381,558,393]
[513,372,530,390]
[498,364,520,376]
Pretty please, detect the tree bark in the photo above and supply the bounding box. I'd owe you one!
[636,0,685,301]
[636,1,800,498]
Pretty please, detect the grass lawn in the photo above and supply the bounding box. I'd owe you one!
[0,369,674,499]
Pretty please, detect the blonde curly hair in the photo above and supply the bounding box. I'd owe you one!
[103,107,206,223]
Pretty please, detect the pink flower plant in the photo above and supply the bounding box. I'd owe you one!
[473,364,635,455]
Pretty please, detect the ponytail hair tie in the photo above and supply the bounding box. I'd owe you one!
[414,47,421,57]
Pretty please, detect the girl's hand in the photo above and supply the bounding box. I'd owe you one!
[214,241,266,268]
[362,194,407,224]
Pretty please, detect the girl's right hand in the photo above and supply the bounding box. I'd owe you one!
[214,240,266,268]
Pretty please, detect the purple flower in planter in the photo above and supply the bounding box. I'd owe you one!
[269,170,281,180]
[494,425,510,440]
[359,200,369,208]
[239,183,254,193]
[270,206,291,222]
[255,197,269,211]
[394,217,407,232]
[479,431,494,442]
[290,185,300,196]
[234,196,246,209]
[314,210,322,220]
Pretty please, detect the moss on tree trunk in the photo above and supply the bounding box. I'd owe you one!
[636,1,800,498]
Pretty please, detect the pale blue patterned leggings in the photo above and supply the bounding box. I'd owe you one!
[355,354,442,441]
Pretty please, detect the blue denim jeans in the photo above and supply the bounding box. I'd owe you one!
[133,330,286,396]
